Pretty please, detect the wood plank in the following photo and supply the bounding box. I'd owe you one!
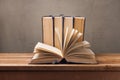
[0,53,120,71]
[0,72,120,80]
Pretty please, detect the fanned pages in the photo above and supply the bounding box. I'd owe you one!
[31,27,96,64]
[33,42,63,57]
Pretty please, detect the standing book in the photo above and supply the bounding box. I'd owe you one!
[74,17,85,41]
[64,16,73,35]
[42,16,54,46]
[54,16,63,50]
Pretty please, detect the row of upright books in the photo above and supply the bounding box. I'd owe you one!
[42,16,85,49]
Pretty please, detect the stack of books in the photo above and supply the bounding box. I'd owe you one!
[30,15,96,64]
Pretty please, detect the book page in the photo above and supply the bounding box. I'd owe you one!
[31,52,62,63]
[34,42,63,58]
[67,29,78,47]
[63,26,69,52]
[63,27,74,52]
[65,31,82,54]
[55,28,62,51]
[65,48,96,63]
[66,41,90,54]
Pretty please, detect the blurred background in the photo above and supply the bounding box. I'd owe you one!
[0,0,120,53]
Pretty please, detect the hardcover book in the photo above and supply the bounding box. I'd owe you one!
[54,16,63,49]
[42,16,54,46]
[74,17,85,41]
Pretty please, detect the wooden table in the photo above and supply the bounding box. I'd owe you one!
[0,53,120,80]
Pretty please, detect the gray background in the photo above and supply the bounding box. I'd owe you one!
[0,0,120,53]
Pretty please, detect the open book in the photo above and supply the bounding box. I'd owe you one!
[30,27,96,63]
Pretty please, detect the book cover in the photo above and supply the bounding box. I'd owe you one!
[54,16,63,50]
[74,17,85,41]
[42,16,54,46]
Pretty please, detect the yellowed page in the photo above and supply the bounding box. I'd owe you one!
[55,27,62,51]
[66,31,82,53]
[67,29,78,47]
[63,27,69,52]
[66,41,90,54]
[63,27,74,52]
[65,48,96,63]
[34,42,63,58]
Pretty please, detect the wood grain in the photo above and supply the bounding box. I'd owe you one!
[0,53,120,80]
[0,72,120,80]
[0,53,120,71]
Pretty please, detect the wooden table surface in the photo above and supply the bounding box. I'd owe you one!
[0,53,120,71]
[0,53,120,80]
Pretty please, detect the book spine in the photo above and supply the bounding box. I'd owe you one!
[64,16,74,35]
[74,17,85,41]
[42,16,54,46]
[54,16,63,50]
